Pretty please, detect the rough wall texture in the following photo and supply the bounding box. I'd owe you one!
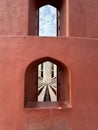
[0,37,98,130]
[0,0,28,35]
[70,0,98,38]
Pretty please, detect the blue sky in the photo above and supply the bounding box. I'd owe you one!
[39,5,57,36]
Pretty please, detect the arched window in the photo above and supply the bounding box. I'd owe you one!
[24,57,71,108]
[28,0,67,36]
[39,5,57,36]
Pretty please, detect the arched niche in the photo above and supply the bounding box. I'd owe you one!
[28,0,66,36]
[24,57,71,108]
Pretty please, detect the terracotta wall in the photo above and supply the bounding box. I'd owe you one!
[0,0,28,35]
[59,0,66,36]
[70,0,98,38]
[0,0,98,38]
[0,0,98,130]
[0,37,98,130]
[28,0,38,35]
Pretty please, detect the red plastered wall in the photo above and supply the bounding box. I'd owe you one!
[0,37,98,130]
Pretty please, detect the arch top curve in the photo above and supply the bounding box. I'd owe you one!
[25,56,68,70]
[33,0,64,9]
[39,4,57,10]
[38,3,58,9]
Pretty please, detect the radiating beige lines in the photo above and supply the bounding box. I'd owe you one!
[38,85,47,102]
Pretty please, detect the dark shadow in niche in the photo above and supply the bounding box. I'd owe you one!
[28,0,65,36]
[24,57,71,109]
